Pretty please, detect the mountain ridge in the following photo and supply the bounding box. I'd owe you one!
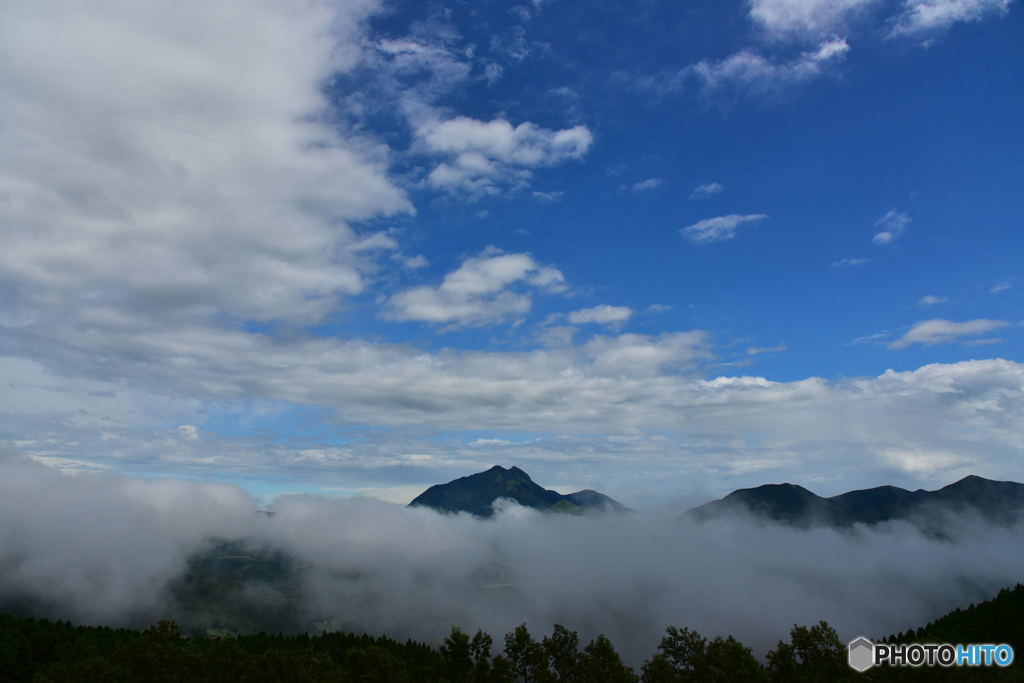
[686,474,1024,528]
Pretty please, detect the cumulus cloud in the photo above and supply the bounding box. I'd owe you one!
[680,214,768,244]
[919,294,952,306]
[888,0,1013,38]
[889,318,1009,349]
[690,38,849,95]
[690,181,724,199]
[567,305,634,327]
[418,116,593,195]
[873,209,911,245]
[384,248,567,325]
[749,0,882,38]
[2,455,1024,666]
[0,0,410,328]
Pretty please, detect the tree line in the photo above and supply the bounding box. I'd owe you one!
[2,583,1021,681]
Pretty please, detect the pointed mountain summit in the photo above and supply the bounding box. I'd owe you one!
[686,475,1024,529]
[408,466,629,517]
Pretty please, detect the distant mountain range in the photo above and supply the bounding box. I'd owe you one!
[409,467,1024,529]
[686,474,1024,529]
[408,465,629,517]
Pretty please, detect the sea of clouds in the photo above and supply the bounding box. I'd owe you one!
[1,454,1021,664]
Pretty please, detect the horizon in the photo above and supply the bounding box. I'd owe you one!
[1,0,1022,508]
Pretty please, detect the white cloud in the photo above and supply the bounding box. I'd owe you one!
[749,0,882,38]
[568,305,634,327]
[385,248,566,326]
[872,208,911,245]
[532,190,565,202]
[831,257,870,268]
[889,318,1009,349]
[889,0,1013,38]
[690,182,724,199]
[419,116,593,195]
[680,214,768,244]
[3,323,1024,497]
[622,178,665,193]
[963,338,1003,347]
[0,0,410,328]
[351,232,400,252]
[690,38,849,95]
[919,295,952,306]
[359,36,474,116]
[747,344,788,355]
[468,438,515,447]
[990,280,1013,295]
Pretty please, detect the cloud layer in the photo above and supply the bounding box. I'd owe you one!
[2,456,1022,666]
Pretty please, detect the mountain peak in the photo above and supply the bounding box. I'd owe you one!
[409,466,626,517]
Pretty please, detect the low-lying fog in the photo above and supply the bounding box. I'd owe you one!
[1,455,1020,663]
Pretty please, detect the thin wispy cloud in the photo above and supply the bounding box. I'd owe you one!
[888,0,1014,39]
[889,318,1009,349]
[918,294,951,306]
[746,343,788,355]
[990,279,1013,294]
[690,181,724,199]
[690,38,850,96]
[873,209,911,245]
[831,257,870,268]
[621,178,665,193]
[568,305,634,327]
[681,214,768,244]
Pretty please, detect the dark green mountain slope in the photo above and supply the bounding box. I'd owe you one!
[408,466,628,517]
[687,475,1024,529]
[884,583,1024,652]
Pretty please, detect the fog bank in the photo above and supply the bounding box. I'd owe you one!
[1,456,1020,663]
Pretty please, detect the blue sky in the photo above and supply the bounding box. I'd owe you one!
[0,0,1021,507]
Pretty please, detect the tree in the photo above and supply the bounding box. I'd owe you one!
[700,635,765,682]
[470,630,494,682]
[543,624,583,682]
[642,627,764,682]
[766,621,849,682]
[581,634,636,682]
[442,627,473,682]
[504,624,550,682]
[653,626,706,676]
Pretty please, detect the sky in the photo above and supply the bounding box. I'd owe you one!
[0,0,1021,507]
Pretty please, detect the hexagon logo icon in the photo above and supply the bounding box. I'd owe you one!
[848,636,875,672]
